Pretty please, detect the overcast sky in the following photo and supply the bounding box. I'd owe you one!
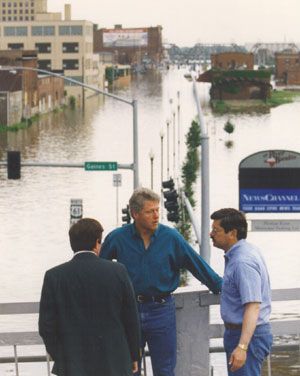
[48,0,300,47]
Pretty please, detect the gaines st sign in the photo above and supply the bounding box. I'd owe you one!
[239,150,300,213]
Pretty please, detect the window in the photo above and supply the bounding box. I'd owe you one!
[35,42,51,53]
[38,60,51,70]
[4,26,27,36]
[63,59,79,70]
[59,25,82,36]
[32,25,55,36]
[62,42,79,53]
[8,43,24,49]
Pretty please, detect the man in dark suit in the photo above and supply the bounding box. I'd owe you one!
[39,218,140,376]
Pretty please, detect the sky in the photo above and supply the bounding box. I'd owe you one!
[48,0,300,47]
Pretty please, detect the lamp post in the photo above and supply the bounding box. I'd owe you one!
[172,110,176,179]
[0,65,139,188]
[166,118,170,179]
[191,73,210,263]
[159,129,165,220]
[177,91,181,172]
[149,149,155,190]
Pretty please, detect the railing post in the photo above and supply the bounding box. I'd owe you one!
[175,290,210,376]
[46,352,51,376]
[13,344,19,376]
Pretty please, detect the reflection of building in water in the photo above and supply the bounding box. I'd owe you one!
[94,25,164,66]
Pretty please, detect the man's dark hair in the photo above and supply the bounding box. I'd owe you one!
[69,218,104,252]
[210,208,248,240]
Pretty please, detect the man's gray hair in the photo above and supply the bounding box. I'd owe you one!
[129,187,160,213]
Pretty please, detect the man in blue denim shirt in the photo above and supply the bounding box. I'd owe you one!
[210,208,272,376]
[100,187,222,376]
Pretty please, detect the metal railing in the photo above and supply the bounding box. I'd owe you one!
[1,287,299,376]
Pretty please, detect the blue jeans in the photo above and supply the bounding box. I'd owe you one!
[224,323,273,376]
[134,295,176,376]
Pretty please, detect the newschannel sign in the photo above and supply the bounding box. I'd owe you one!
[239,150,300,213]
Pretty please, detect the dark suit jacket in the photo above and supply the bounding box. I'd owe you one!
[39,252,140,376]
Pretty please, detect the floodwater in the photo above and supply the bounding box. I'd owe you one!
[0,67,299,375]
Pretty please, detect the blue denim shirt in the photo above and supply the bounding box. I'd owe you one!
[100,223,222,295]
[221,239,271,325]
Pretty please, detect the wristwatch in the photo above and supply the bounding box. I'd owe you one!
[238,343,248,351]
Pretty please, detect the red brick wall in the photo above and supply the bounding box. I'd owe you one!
[211,52,254,70]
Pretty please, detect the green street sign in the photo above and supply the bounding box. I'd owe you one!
[85,161,118,171]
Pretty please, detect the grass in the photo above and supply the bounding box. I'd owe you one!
[212,89,300,114]
[266,89,300,107]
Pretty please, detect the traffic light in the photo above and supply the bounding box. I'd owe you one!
[121,205,131,225]
[7,151,21,179]
[162,178,179,223]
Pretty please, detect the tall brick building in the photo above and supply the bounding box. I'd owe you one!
[211,52,254,70]
[94,25,163,65]
[275,51,300,85]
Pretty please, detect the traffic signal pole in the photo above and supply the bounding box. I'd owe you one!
[191,73,210,264]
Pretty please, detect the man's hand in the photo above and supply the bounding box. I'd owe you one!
[229,347,247,372]
[132,361,138,373]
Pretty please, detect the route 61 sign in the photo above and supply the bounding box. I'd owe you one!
[70,199,83,226]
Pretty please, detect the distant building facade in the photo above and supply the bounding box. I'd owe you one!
[197,52,271,101]
[211,52,254,70]
[0,3,105,100]
[0,49,65,124]
[0,0,47,23]
[94,25,163,65]
[275,51,300,85]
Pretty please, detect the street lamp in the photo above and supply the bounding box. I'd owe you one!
[166,118,170,179]
[191,72,210,263]
[172,110,176,179]
[0,65,139,188]
[159,129,165,220]
[148,149,155,190]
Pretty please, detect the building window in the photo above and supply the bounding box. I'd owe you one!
[38,60,51,70]
[8,42,24,49]
[4,26,27,36]
[35,42,51,53]
[63,59,79,70]
[2,2,6,7]
[59,25,82,36]
[62,42,79,53]
[32,25,55,36]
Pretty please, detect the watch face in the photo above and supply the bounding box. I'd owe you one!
[238,344,248,351]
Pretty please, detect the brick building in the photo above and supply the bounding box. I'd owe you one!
[37,71,65,113]
[0,49,65,124]
[94,25,163,65]
[0,49,38,119]
[275,51,300,85]
[211,52,254,70]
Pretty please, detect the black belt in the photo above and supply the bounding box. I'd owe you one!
[224,322,243,330]
[136,294,170,304]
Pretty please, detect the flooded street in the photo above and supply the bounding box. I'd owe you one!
[0,67,299,375]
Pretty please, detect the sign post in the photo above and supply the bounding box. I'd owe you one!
[70,199,83,226]
[113,174,122,227]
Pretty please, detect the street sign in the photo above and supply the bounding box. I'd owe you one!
[70,199,83,226]
[113,173,122,187]
[251,219,300,232]
[85,162,117,171]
